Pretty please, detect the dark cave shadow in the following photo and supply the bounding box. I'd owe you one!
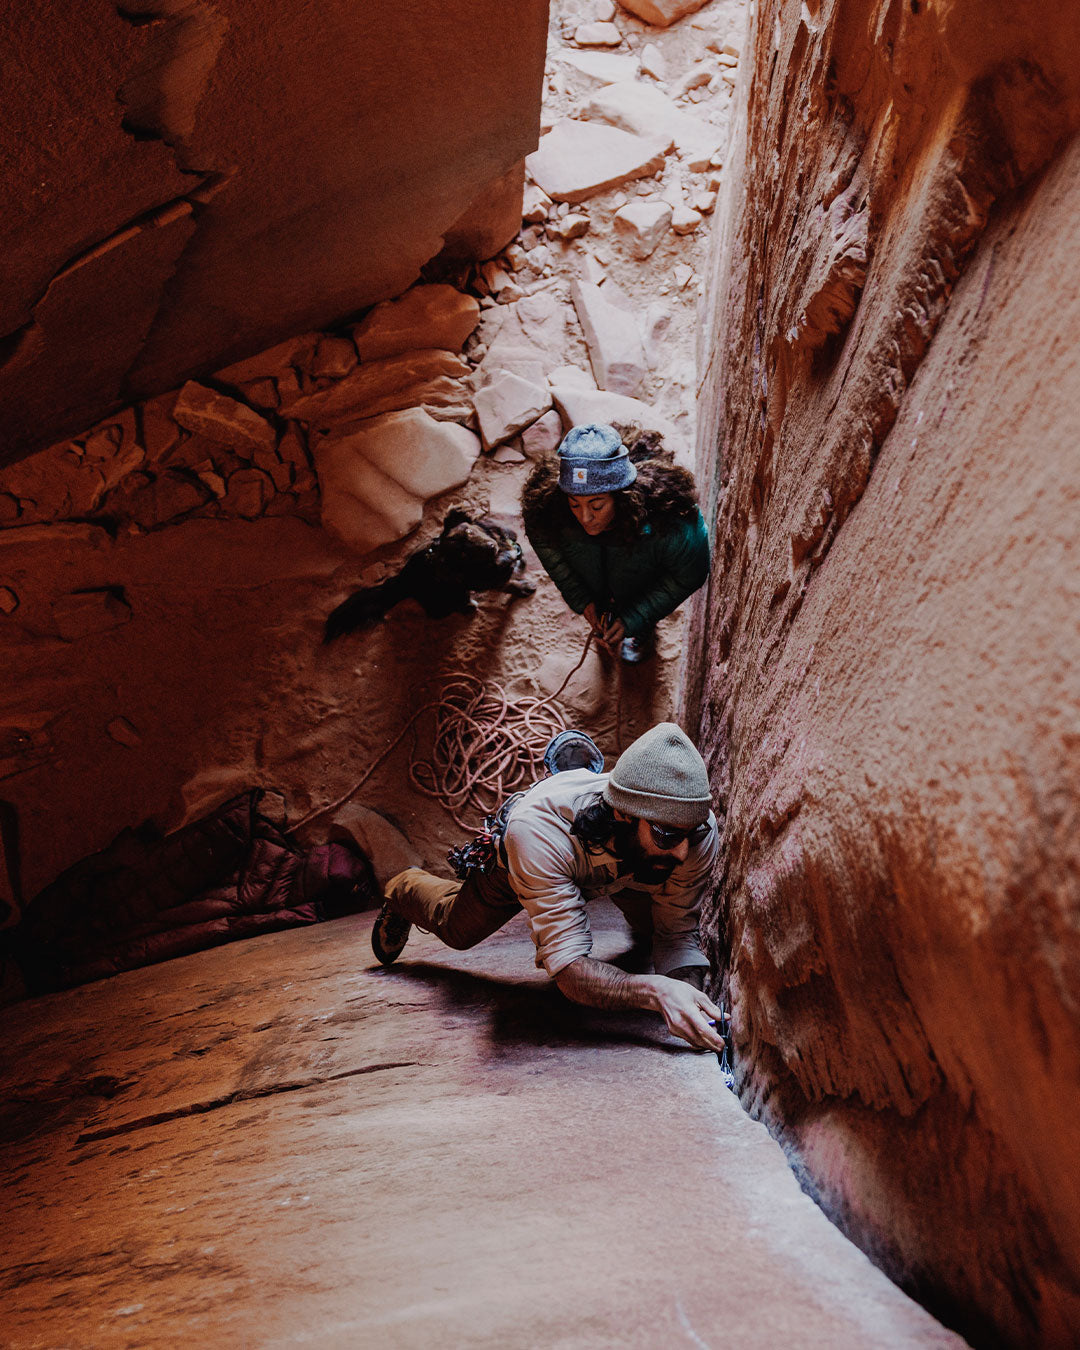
[377,958,693,1056]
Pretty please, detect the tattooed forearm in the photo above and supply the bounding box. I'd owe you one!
[554,957,659,1012]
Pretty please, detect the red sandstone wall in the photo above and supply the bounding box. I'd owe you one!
[0,0,547,460]
[689,1,1080,1343]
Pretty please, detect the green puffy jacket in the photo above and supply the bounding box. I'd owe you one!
[527,509,711,638]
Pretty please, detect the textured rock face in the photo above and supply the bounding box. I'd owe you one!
[0,0,547,459]
[690,1,1080,1344]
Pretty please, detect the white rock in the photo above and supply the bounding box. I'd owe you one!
[549,384,685,457]
[522,185,553,223]
[591,0,617,18]
[478,351,548,388]
[670,202,703,234]
[690,188,717,214]
[673,263,695,289]
[314,408,480,554]
[574,21,622,45]
[552,49,640,88]
[352,285,479,361]
[580,253,607,285]
[581,80,722,169]
[521,409,566,458]
[672,63,715,99]
[496,280,525,304]
[571,279,647,396]
[639,43,668,80]
[525,243,554,273]
[615,0,711,26]
[481,289,569,380]
[480,261,513,294]
[505,243,529,272]
[526,120,668,203]
[492,442,527,464]
[598,278,637,314]
[472,373,553,451]
[613,200,673,258]
[549,364,597,390]
[551,213,591,241]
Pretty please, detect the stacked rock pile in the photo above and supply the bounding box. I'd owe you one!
[0,0,743,561]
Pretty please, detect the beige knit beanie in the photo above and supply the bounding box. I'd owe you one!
[602,722,712,828]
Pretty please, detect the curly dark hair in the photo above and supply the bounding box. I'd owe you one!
[521,425,700,546]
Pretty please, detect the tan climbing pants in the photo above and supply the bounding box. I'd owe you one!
[385,865,656,954]
[385,865,522,951]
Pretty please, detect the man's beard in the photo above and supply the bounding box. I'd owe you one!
[610,820,679,885]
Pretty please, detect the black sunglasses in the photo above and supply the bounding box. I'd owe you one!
[648,820,711,850]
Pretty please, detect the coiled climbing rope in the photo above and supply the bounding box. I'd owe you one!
[297,631,608,833]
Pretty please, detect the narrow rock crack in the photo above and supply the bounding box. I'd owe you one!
[75,1060,421,1144]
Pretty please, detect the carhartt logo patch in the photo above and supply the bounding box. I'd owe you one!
[573,466,588,484]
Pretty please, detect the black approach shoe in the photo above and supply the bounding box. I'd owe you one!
[371,902,412,966]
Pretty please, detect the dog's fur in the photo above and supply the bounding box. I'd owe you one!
[324,508,535,641]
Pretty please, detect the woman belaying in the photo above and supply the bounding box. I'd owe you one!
[521,423,711,662]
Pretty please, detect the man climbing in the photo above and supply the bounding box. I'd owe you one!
[372,722,726,1052]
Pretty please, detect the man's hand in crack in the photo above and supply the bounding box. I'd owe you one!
[554,956,726,1052]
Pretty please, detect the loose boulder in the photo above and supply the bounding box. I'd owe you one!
[172,383,278,458]
[616,0,712,26]
[473,373,552,451]
[313,408,480,554]
[352,285,480,362]
[571,280,648,396]
[525,120,668,203]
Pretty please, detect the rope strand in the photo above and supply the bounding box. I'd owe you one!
[296,631,602,833]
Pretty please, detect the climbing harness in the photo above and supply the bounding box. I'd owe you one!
[447,726,606,878]
[447,791,525,879]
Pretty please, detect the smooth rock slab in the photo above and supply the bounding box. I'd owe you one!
[582,79,722,165]
[526,120,668,203]
[552,48,640,87]
[0,907,965,1349]
[352,285,480,362]
[313,407,480,554]
[472,373,553,451]
[571,279,648,396]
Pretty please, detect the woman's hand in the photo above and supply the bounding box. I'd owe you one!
[582,605,624,650]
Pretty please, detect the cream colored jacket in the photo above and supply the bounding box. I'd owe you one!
[502,768,716,977]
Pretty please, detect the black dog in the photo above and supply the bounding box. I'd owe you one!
[324,508,535,641]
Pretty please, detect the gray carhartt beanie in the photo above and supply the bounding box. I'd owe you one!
[602,722,712,828]
[557,423,637,494]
